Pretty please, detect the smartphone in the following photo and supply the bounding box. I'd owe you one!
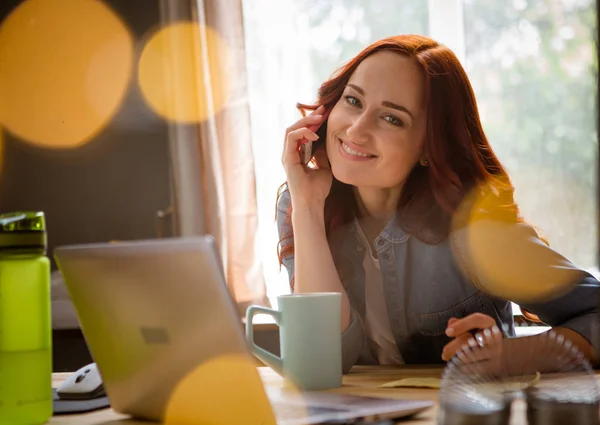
[300,107,331,165]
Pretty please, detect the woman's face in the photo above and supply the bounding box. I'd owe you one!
[326,51,428,190]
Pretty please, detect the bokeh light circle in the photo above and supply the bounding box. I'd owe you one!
[451,181,581,304]
[164,354,277,425]
[0,129,4,176]
[138,22,231,123]
[0,0,134,148]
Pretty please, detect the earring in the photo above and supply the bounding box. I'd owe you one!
[421,159,429,166]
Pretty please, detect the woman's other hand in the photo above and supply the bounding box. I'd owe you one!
[441,313,502,361]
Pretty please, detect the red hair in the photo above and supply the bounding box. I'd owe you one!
[277,34,522,267]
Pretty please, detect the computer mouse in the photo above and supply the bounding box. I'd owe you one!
[56,362,106,400]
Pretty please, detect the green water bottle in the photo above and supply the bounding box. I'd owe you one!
[0,212,52,425]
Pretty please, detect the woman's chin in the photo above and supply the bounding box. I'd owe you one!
[329,151,378,187]
[331,167,364,187]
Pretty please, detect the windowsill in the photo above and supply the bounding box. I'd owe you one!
[249,313,277,324]
[241,313,278,331]
[514,326,551,337]
[245,313,549,337]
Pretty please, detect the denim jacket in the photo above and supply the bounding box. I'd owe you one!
[277,190,599,373]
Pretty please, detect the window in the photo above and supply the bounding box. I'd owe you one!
[242,0,597,306]
[463,0,597,272]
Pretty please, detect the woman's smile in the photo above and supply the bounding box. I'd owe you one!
[337,138,377,161]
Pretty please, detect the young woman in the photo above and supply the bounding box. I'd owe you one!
[276,34,599,372]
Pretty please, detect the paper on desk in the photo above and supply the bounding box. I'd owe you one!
[379,377,442,389]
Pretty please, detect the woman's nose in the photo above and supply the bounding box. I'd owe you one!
[346,113,371,143]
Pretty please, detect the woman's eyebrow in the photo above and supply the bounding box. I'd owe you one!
[346,83,414,120]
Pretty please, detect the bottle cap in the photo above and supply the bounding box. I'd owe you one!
[0,212,47,254]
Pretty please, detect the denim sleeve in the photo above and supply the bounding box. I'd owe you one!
[519,276,599,345]
[342,308,366,373]
[277,189,365,372]
[451,219,599,344]
[277,189,295,287]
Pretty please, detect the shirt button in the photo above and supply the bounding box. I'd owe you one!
[357,245,363,252]
[377,239,384,246]
[383,253,390,260]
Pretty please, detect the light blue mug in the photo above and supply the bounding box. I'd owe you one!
[245,292,342,391]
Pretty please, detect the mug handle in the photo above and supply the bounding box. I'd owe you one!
[245,306,283,374]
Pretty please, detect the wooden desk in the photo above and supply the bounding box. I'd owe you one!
[50,364,578,425]
[49,365,441,424]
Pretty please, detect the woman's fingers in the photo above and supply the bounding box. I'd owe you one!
[280,104,333,204]
[282,127,319,167]
[445,313,496,337]
[442,325,503,362]
[285,114,323,136]
[282,106,326,166]
[284,106,325,137]
[442,334,473,361]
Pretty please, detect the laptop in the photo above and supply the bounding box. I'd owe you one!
[54,236,433,424]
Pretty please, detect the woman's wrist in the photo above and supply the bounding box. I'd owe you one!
[291,201,326,229]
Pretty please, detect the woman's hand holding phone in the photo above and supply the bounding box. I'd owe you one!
[282,105,333,208]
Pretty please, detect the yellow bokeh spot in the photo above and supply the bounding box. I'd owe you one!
[138,22,231,123]
[0,0,133,148]
[450,181,580,304]
[0,129,4,176]
[165,354,277,425]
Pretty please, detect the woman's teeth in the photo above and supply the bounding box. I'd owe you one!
[341,142,372,158]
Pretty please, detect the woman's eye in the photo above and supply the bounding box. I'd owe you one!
[344,95,361,107]
[383,115,404,127]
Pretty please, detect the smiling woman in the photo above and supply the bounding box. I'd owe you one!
[325,52,427,193]
[275,34,599,371]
